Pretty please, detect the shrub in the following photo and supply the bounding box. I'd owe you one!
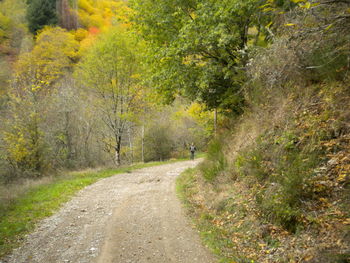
[200,138,227,182]
[143,125,174,162]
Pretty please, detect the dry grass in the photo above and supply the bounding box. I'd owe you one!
[0,176,55,209]
[179,166,350,262]
[222,91,294,176]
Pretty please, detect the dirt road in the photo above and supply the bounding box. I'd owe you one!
[3,160,216,263]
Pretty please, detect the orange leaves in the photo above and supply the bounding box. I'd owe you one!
[88,27,100,35]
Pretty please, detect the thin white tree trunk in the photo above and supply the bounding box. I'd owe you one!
[115,150,120,166]
[141,125,145,163]
[214,108,217,135]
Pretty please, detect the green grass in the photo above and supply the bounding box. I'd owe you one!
[0,158,197,258]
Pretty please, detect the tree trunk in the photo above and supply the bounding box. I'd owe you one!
[115,134,122,166]
[31,114,42,174]
[65,111,73,163]
[128,126,133,164]
[115,150,120,166]
[214,108,217,135]
[141,125,145,163]
[83,124,92,166]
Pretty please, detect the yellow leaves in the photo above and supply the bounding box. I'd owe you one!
[259,1,277,12]
[14,27,80,94]
[0,11,11,41]
[300,2,311,8]
[284,23,297,27]
[299,2,320,8]
[259,3,271,9]
[77,0,130,30]
[31,85,42,92]
[3,129,30,164]
[302,255,314,261]
[337,173,347,183]
[319,197,328,203]
[310,2,320,7]
[262,7,275,12]
[289,0,321,9]
[111,78,117,87]
[130,73,141,79]
[78,0,95,15]
[74,28,88,42]
[266,21,273,28]
[325,24,333,31]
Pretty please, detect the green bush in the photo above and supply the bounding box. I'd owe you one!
[143,125,174,162]
[200,138,227,182]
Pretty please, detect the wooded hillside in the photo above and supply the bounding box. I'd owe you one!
[0,0,349,261]
[0,0,213,183]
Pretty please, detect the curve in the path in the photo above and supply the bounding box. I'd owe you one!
[4,160,216,263]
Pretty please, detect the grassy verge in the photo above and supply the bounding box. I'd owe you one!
[0,158,195,258]
[177,168,246,263]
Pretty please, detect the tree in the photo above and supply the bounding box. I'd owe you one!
[143,124,173,162]
[3,27,79,177]
[76,26,144,166]
[0,0,29,107]
[130,0,265,114]
[13,27,79,103]
[27,0,58,34]
[57,0,78,30]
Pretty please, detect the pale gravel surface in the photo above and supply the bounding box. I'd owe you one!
[2,160,216,263]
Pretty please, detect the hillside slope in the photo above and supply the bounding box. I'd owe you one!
[177,1,350,262]
[178,83,350,262]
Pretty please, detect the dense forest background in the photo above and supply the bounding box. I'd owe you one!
[0,0,214,182]
[0,0,349,261]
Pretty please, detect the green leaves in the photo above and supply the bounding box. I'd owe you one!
[131,0,263,114]
[26,0,58,34]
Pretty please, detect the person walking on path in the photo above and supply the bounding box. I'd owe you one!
[189,143,197,160]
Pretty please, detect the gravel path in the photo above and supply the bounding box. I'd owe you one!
[3,160,216,263]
